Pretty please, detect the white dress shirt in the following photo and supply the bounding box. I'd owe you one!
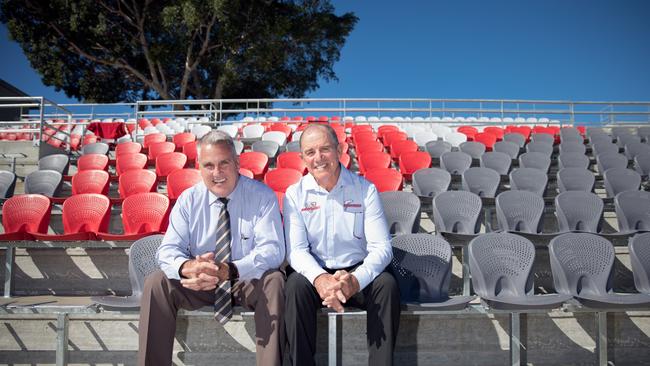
[157,175,285,281]
[284,165,392,290]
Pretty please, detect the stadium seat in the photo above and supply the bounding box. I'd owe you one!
[82,142,110,155]
[191,125,212,139]
[473,132,497,151]
[525,141,553,156]
[268,123,292,138]
[555,191,603,233]
[509,168,548,196]
[238,168,254,179]
[469,232,571,310]
[71,170,110,195]
[115,141,143,156]
[365,168,403,192]
[355,140,384,156]
[147,141,176,160]
[143,133,167,149]
[549,233,650,308]
[503,132,526,148]
[457,126,478,141]
[263,168,302,193]
[629,232,650,294]
[615,190,650,232]
[358,151,391,175]
[558,152,590,170]
[479,151,511,175]
[442,132,467,147]
[216,124,239,139]
[0,170,16,199]
[559,127,583,143]
[634,152,650,177]
[155,152,188,179]
[592,142,619,156]
[24,170,63,197]
[412,168,451,198]
[98,192,170,241]
[624,141,650,160]
[389,139,418,161]
[493,140,520,159]
[339,153,351,169]
[252,140,280,159]
[461,167,500,198]
[77,153,109,172]
[556,168,595,193]
[262,131,288,147]
[617,134,641,148]
[38,154,69,175]
[239,151,269,180]
[638,127,650,143]
[0,194,52,240]
[603,168,641,197]
[424,140,452,159]
[379,191,420,235]
[413,131,438,148]
[382,131,408,149]
[167,169,201,200]
[172,132,196,150]
[277,152,307,174]
[430,125,453,140]
[495,190,544,234]
[243,124,265,139]
[285,141,301,152]
[352,131,378,146]
[558,141,586,155]
[440,151,472,175]
[32,194,111,241]
[398,151,431,181]
[116,153,148,176]
[182,141,198,164]
[530,133,555,146]
[432,191,482,235]
[377,125,400,142]
[518,152,551,173]
[459,141,486,159]
[92,234,164,308]
[483,127,504,141]
[118,169,157,199]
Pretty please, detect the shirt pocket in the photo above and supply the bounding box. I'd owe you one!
[344,205,364,240]
[239,221,254,253]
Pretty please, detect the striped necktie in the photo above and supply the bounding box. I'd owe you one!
[213,197,233,324]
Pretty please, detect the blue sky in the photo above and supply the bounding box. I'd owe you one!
[1,0,649,104]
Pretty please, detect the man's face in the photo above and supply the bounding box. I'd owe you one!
[300,128,342,184]
[198,143,239,197]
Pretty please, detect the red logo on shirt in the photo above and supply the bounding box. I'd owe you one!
[301,202,320,212]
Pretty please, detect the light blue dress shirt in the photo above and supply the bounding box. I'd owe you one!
[283,165,392,291]
[157,175,285,281]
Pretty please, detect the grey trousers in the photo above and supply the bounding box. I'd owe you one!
[138,269,285,366]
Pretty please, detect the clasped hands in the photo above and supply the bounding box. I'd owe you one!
[314,270,360,313]
[180,252,230,291]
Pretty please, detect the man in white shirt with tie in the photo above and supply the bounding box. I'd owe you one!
[283,124,400,366]
[138,130,285,366]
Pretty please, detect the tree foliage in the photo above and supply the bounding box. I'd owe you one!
[1,0,357,103]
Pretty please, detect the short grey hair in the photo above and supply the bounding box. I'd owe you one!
[196,130,237,159]
[299,124,339,150]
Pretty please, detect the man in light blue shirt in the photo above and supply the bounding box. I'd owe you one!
[138,130,285,366]
[283,124,400,366]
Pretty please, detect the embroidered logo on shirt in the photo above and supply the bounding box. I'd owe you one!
[301,201,320,212]
[343,200,362,208]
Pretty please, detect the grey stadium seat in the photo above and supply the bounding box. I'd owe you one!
[459,141,486,159]
[509,168,548,196]
[518,152,551,173]
[0,170,16,199]
[503,133,526,148]
[285,141,301,152]
[38,154,70,175]
[493,140,520,159]
[559,127,583,143]
[461,167,500,198]
[603,167,641,198]
[530,133,555,146]
[82,142,110,155]
[549,233,650,308]
[592,141,618,156]
[440,151,472,175]
[634,152,650,177]
[629,232,650,294]
[556,167,595,193]
[24,170,63,197]
[233,140,244,155]
[555,191,603,233]
[637,126,650,143]
[480,151,512,175]
[431,190,482,235]
[412,168,451,198]
[380,191,421,236]
[615,190,650,232]
[611,126,636,141]
[589,133,612,147]
[251,140,280,159]
[596,152,628,175]
[525,141,553,156]
[92,234,164,308]
[468,232,572,310]
[495,190,544,234]
[425,140,452,159]
[390,234,475,309]
[616,133,640,148]
[558,152,590,170]
[558,141,586,155]
[624,141,650,160]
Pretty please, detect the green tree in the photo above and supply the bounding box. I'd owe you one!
[1,0,357,103]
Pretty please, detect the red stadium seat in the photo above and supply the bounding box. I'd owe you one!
[268,123,292,138]
[339,153,351,169]
[355,140,384,156]
[147,141,176,160]
[389,139,418,161]
[365,168,403,192]
[264,168,303,193]
[0,194,51,240]
[509,126,532,141]
[118,169,157,199]
[399,151,432,181]
[172,132,196,150]
[32,194,111,241]
[115,141,142,156]
[183,141,198,166]
[350,125,373,135]
[277,152,307,175]
[72,170,110,195]
[352,131,378,145]
[239,151,269,180]
[358,151,391,175]
[77,153,109,171]
[382,131,408,149]
[116,153,148,176]
[98,193,170,241]
[457,126,478,141]
[377,125,400,142]
[239,168,254,179]
[155,152,188,179]
[474,132,497,151]
[483,127,505,141]
[167,169,201,200]
[339,141,349,154]
[143,133,167,149]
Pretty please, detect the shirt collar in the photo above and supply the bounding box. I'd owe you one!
[303,163,352,193]
[207,175,242,206]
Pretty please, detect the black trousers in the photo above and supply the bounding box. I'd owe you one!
[285,267,400,366]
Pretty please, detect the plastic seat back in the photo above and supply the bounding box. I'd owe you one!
[493,140,520,159]
[413,131,438,147]
[479,151,511,175]
[398,151,431,180]
[285,141,301,152]
[496,190,544,233]
[62,193,111,234]
[459,141,486,159]
[615,190,650,232]
[216,124,239,139]
[519,152,551,172]
[629,232,650,294]
[118,169,157,199]
[355,140,383,156]
[129,235,165,300]
[143,133,167,149]
[172,132,196,149]
[2,194,51,234]
[191,125,212,139]
[592,141,618,156]
[155,152,188,177]
[462,167,500,198]
[509,168,548,196]
[474,132,497,150]
[603,167,640,197]
[358,151,391,175]
[432,190,482,234]
[442,131,467,147]
[380,191,420,235]
[425,140,452,159]
[277,152,307,175]
[366,168,403,192]
[116,153,148,175]
[252,140,280,159]
[558,142,586,155]
[115,141,142,156]
[635,152,650,177]
[239,151,270,178]
[390,234,453,302]
[555,191,603,233]
[242,124,265,138]
[624,141,650,160]
[25,170,63,197]
[263,168,302,193]
[38,154,69,175]
[167,169,201,199]
[390,139,418,160]
[262,131,288,146]
[412,168,451,198]
[72,170,110,195]
[558,152,590,170]
[617,134,640,148]
[121,192,170,234]
[596,152,627,175]
[440,151,472,175]
[503,133,526,148]
[0,170,16,198]
[82,142,109,155]
[147,141,175,160]
[525,141,553,156]
[77,154,109,171]
[530,133,555,146]
[556,167,595,193]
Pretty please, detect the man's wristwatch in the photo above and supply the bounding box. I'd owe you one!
[228,262,239,280]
